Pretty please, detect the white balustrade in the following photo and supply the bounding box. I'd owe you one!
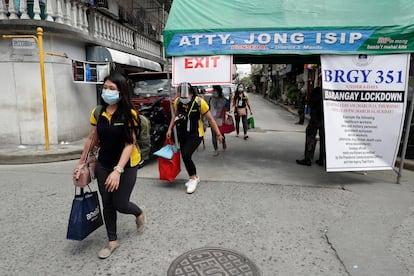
[0,0,163,61]
[20,0,30,19]
[0,0,7,19]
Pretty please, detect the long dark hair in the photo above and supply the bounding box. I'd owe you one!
[233,83,244,104]
[212,85,223,97]
[102,73,138,144]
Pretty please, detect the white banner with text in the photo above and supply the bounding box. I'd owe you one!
[321,54,410,172]
[172,55,233,85]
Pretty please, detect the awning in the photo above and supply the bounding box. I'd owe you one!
[163,0,414,60]
[86,46,162,72]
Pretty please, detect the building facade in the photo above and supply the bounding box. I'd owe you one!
[0,0,170,145]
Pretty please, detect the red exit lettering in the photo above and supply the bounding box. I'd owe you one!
[184,56,221,69]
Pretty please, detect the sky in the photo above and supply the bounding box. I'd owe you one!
[237,64,251,74]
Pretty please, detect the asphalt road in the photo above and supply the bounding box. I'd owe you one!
[1,93,414,276]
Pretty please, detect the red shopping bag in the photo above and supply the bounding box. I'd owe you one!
[219,113,235,134]
[158,148,181,182]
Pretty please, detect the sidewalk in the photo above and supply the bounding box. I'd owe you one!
[1,101,413,171]
[0,140,84,165]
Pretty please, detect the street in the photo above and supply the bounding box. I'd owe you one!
[1,93,414,276]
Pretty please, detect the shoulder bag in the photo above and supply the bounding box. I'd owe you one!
[73,132,97,187]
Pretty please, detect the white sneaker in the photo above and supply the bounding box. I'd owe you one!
[186,178,199,194]
[185,179,191,187]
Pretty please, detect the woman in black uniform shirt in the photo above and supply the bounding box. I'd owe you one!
[166,82,223,194]
[75,73,145,259]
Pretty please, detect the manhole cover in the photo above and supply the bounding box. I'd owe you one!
[167,247,261,276]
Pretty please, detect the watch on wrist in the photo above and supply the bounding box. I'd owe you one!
[113,165,124,174]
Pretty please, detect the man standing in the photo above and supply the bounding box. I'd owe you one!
[296,84,325,166]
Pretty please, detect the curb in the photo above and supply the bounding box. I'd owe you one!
[0,150,82,165]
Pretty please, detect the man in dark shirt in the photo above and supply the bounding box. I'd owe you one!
[296,85,325,166]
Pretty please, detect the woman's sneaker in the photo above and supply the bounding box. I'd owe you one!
[186,177,200,194]
[136,207,146,234]
[185,179,191,187]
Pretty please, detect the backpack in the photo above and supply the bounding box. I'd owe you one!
[136,114,151,160]
[93,105,151,160]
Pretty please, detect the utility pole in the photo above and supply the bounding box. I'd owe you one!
[3,27,67,150]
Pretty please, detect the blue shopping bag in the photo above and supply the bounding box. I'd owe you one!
[66,187,103,241]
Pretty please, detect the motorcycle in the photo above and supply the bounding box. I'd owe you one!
[138,99,170,162]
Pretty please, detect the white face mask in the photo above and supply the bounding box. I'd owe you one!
[101,89,120,105]
[238,87,244,92]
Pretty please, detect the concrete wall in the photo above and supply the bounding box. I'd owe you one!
[0,36,98,145]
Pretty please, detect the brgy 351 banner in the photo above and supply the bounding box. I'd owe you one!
[321,54,410,172]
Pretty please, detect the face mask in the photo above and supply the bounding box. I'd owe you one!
[101,89,120,105]
[180,98,191,104]
[238,88,243,92]
[213,91,218,97]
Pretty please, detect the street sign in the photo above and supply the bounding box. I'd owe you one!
[12,38,36,49]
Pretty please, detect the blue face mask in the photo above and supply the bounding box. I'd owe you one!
[101,89,120,105]
[180,98,191,104]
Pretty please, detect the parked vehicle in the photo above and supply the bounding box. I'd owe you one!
[138,99,170,161]
[128,72,174,164]
[129,71,174,118]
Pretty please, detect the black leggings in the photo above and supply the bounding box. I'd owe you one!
[235,114,248,135]
[96,162,141,241]
[178,134,202,177]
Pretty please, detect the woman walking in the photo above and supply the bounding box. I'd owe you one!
[231,83,253,140]
[209,85,227,156]
[75,73,145,259]
[166,82,223,194]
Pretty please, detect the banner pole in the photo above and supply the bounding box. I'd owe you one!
[397,60,414,183]
[166,58,179,146]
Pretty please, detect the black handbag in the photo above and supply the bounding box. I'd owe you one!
[66,186,103,241]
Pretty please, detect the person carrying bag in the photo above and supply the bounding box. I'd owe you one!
[74,73,146,259]
[208,85,228,156]
[166,82,224,194]
[230,83,253,140]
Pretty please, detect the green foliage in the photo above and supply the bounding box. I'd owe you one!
[286,84,300,105]
[269,84,279,100]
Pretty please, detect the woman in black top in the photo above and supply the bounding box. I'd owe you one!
[75,73,145,259]
[166,82,223,194]
[231,83,253,140]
